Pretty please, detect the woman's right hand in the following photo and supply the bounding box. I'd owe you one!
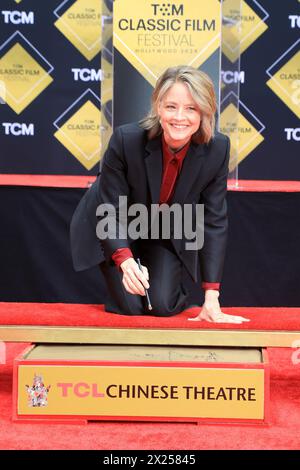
[120,258,150,296]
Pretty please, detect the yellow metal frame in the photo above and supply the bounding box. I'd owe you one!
[1,325,300,347]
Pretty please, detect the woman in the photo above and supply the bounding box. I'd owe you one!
[71,65,248,324]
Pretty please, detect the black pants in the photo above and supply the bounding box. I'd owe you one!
[99,239,188,316]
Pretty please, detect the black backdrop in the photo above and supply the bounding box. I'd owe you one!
[1,185,299,307]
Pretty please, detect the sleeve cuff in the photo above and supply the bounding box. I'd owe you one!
[202,282,220,291]
[111,248,134,271]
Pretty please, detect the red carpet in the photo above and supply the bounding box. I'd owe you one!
[0,174,95,188]
[0,343,299,449]
[227,179,300,192]
[1,176,300,191]
[0,303,300,331]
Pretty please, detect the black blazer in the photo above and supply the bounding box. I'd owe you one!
[70,122,230,283]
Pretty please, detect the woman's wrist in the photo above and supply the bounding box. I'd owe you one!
[120,257,134,272]
[205,289,220,300]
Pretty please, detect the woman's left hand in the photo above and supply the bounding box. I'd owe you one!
[188,290,250,324]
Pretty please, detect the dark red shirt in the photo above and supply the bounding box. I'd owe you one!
[111,136,220,291]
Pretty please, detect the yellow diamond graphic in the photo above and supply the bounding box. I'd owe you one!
[0,42,53,114]
[114,0,221,86]
[220,103,264,171]
[0,80,6,104]
[267,50,300,118]
[222,0,268,63]
[14,0,22,3]
[54,0,101,61]
[54,100,101,170]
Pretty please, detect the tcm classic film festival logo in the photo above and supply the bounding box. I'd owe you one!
[220,0,268,170]
[53,0,102,169]
[53,89,101,170]
[54,0,101,61]
[0,31,53,114]
[220,91,265,171]
[113,0,221,85]
[222,0,269,63]
[266,39,300,120]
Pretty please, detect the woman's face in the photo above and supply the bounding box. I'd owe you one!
[158,81,201,149]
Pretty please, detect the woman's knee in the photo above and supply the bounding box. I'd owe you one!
[148,280,187,317]
[106,295,146,316]
[149,291,176,317]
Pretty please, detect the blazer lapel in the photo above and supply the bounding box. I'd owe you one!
[145,136,163,205]
[170,142,207,204]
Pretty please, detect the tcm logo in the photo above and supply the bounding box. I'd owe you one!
[72,68,103,82]
[221,71,245,84]
[284,128,300,141]
[2,122,34,136]
[288,15,300,28]
[151,3,184,15]
[1,10,34,24]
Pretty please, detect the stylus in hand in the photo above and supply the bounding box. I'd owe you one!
[136,258,152,311]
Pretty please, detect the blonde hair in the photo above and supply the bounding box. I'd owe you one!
[140,65,217,144]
